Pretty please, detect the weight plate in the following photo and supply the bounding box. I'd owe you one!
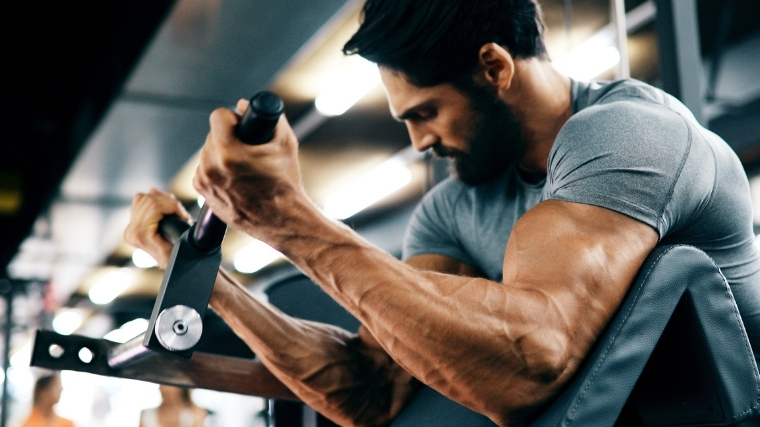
[155,305,203,351]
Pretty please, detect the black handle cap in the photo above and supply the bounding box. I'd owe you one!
[236,91,284,145]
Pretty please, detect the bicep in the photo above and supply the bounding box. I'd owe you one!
[503,200,658,362]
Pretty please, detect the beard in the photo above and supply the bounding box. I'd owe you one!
[434,81,526,186]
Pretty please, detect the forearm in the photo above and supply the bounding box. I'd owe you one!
[250,198,574,424]
[209,268,416,426]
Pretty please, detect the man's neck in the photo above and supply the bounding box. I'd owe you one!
[35,403,56,419]
[504,59,572,176]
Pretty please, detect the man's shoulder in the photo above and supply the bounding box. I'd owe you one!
[559,98,688,156]
[570,79,698,128]
[579,78,666,107]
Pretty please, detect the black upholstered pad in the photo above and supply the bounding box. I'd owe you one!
[390,386,496,426]
[530,245,760,426]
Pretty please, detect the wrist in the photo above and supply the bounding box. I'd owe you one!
[237,191,330,250]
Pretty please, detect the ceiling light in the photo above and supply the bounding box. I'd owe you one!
[88,268,134,305]
[323,158,412,219]
[553,35,621,81]
[52,309,83,335]
[103,318,150,343]
[233,240,283,274]
[315,56,381,116]
[132,249,158,269]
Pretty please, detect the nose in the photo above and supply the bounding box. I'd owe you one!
[407,123,438,152]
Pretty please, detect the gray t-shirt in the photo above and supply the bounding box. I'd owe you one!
[403,79,760,360]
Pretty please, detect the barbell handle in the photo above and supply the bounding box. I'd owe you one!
[158,215,191,246]
[191,92,284,252]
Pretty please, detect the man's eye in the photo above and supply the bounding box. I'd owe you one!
[416,110,436,121]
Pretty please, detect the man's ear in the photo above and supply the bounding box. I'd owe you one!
[476,43,515,91]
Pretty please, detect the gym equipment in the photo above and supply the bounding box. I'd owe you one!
[30,92,291,397]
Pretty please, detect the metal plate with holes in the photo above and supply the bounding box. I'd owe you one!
[155,305,203,351]
[30,330,294,398]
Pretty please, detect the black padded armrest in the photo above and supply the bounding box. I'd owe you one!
[530,245,760,426]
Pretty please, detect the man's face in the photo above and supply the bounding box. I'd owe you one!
[381,68,525,186]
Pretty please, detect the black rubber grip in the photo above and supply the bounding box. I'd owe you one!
[158,215,191,246]
[190,92,284,252]
[236,91,284,145]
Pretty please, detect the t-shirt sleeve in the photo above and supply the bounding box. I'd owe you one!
[402,179,478,266]
[546,99,693,237]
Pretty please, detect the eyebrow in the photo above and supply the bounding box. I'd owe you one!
[394,100,438,122]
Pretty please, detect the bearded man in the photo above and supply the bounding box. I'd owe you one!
[125,0,760,425]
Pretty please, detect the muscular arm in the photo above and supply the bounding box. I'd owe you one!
[200,163,657,425]
[404,253,484,277]
[191,106,658,425]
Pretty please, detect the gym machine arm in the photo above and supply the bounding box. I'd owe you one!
[29,92,296,399]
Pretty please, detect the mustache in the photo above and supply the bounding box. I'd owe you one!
[432,143,466,159]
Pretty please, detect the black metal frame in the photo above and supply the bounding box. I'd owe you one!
[30,330,294,398]
[29,93,285,389]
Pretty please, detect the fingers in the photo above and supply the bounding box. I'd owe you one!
[124,189,191,269]
[209,107,241,149]
[193,97,304,234]
[236,98,250,115]
[147,188,192,222]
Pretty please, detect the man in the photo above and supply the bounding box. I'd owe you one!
[125,0,760,425]
[21,373,75,427]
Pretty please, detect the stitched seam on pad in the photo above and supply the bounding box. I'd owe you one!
[566,245,679,424]
[709,252,760,420]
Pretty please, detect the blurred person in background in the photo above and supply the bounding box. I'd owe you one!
[21,373,75,427]
[139,385,207,427]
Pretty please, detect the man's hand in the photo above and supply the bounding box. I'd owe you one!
[193,99,308,243]
[123,189,192,269]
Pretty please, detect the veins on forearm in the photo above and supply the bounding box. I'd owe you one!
[258,209,572,423]
[209,269,412,426]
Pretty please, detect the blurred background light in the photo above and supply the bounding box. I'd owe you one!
[10,341,32,368]
[554,38,621,80]
[52,309,83,335]
[132,248,158,269]
[233,240,283,273]
[315,56,381,116]
[89,268,134,305]
[323,158,412,219]
[103,318,150,343]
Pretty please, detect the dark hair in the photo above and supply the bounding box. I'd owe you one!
[33,373,58,404]
[343,0,548,87]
